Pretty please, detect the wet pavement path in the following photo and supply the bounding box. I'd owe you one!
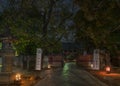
[35,62,108,86]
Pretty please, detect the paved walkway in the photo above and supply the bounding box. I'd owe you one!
[35,62,108,86]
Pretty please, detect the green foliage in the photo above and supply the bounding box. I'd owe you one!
[0,0,74,55]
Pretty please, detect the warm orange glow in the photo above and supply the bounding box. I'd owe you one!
[99,71,120,77]
[106,66,111,72]
[15,73,21,81]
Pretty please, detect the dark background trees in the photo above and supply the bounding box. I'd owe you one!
[74,0,120,52]
[74,0,120,66]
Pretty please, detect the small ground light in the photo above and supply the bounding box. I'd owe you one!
[90,64,93,68]
[105,66,111,73]
[15,73,21,81]
[48,64,51,69]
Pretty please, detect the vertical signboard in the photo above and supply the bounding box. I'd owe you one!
[93,49,100,70]
[35,48,42,70]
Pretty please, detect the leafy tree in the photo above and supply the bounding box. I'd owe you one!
[0,0,75,55]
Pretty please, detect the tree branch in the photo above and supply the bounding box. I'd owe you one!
[111,25,120,32]
[93,0,104,11]
[42,0,57,37]
[116,0,120,8]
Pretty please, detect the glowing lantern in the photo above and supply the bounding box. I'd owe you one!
[15,73,21,81]
[105,66,111,73]
[90,64,93,68]
[48,64,51,69]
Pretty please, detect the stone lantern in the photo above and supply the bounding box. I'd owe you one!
[0,27,15,72]
[0,37,15,72]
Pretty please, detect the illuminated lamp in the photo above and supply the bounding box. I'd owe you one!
[105,66,111,73]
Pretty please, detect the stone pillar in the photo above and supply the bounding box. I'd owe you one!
[0,37,15,72]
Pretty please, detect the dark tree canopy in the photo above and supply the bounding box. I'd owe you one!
[74,0,120,52]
